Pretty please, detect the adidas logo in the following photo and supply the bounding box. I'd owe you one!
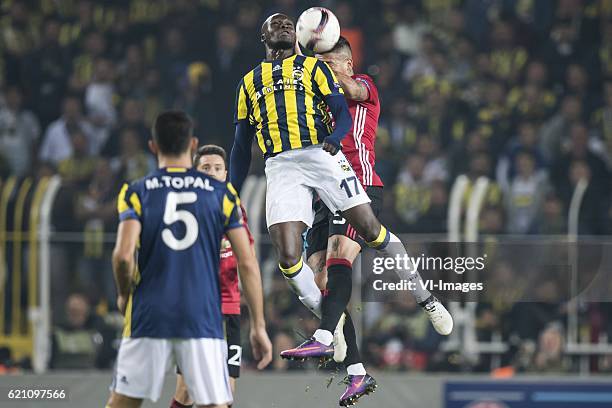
[272,65,282,72]
[120,376,129,385]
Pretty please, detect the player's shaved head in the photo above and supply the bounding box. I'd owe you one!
[261,13,287,34]
[152,110,193,156]
[261,13,295,53]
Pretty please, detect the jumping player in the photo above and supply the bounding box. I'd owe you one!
[106,112,272,408]
[230,13,452,400]
[171,145,253,408]
[301,36,385,406]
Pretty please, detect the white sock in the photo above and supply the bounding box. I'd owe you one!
[313,329,333,346]
[347,363,366,376]
[281,261,322,318]
[382,231,431,304]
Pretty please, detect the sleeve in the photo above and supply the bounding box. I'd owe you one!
[322,94,352,148]
[221,182,244,231]
[229,120,255,194]
[313,60,344,97]
[234,79,250,124]
[355,75,378,104]
[239,205,255,244]
[117,182,142,222]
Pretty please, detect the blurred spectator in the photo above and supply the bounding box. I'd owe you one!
[50,293,117,369]
[0,86,40,176]
[85,58,117,133]
[539,193,567,234]
[57,128,97,189]
[39,95,96,165]
[365,294,442,371]
[503,151,549,234]
[393,153,433,228]
[402,32,438,81]
[488,20,528,84]
[157,28,190,103]
[76,159,119,304]
[336,1,364,71]
[592,80,612,147]
[116,44,146,98]
[22,16,71,127]
[392,2,428,57]
[102,98,149,157]
[529,323,567,372]
[110,127,153,181]
[539,95,583,161]
[551,123,611,234]
[496,119,547,191]
[68,31,107,92]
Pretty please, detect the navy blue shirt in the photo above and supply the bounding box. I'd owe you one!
[117,167,243,339]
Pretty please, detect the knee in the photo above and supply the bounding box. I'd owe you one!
[278,248,302,269]
[359,218,380,243]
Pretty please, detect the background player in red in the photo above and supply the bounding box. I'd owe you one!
[171,145,255,408]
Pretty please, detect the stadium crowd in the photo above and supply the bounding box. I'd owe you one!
[0,0,611,373]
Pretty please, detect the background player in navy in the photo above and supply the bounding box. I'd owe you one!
[106,112,272,408]
[230,13,452,372]
[172,145,255,408]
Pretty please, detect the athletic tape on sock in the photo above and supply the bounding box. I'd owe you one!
[366,225,390,249]
[280,258,303,276]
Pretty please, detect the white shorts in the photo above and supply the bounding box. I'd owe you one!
[265,145,371,228]
[111,337,232,405]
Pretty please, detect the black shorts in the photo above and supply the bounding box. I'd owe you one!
[224,314,241,378]
[306,186,383,259]
[176,314,241,378]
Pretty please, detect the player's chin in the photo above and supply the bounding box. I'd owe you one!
[271,38,295,50]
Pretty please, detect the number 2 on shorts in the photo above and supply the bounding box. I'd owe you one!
[340,176,360,198]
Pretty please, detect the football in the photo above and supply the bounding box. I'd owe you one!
[296,7,341,53]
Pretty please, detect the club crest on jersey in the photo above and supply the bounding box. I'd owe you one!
[338,157,352,172]
[292,67,304,81]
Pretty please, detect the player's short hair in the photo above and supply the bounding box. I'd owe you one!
[329,36,352,57]
[193,144,227,167]
[152,111,193,156]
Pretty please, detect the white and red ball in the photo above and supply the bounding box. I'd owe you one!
[296,7,341,53]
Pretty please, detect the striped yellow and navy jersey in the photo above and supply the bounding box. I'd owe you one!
[235,54,344,155]
[117,167,243,339]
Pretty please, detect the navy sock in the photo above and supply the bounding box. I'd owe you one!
[320,259,352,332]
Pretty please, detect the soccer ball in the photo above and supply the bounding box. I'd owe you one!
[296,7,341,53]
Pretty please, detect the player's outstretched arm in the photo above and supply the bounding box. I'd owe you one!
[112,219,141,314]
[226,226,273,369]
[229,120,255,194]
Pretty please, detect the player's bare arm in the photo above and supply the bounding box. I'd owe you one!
[226,227,273,370]
[112,219,141,315]
[332,71,368,102]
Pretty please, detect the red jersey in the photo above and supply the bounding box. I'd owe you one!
[219,207,253,315]
[342,74,383,187]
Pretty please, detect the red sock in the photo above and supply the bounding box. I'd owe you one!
[170,399,193,408]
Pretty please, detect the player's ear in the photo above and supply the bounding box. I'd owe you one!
[190,137,198,153]
[260,32,266,43]
[148,140,158,155]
